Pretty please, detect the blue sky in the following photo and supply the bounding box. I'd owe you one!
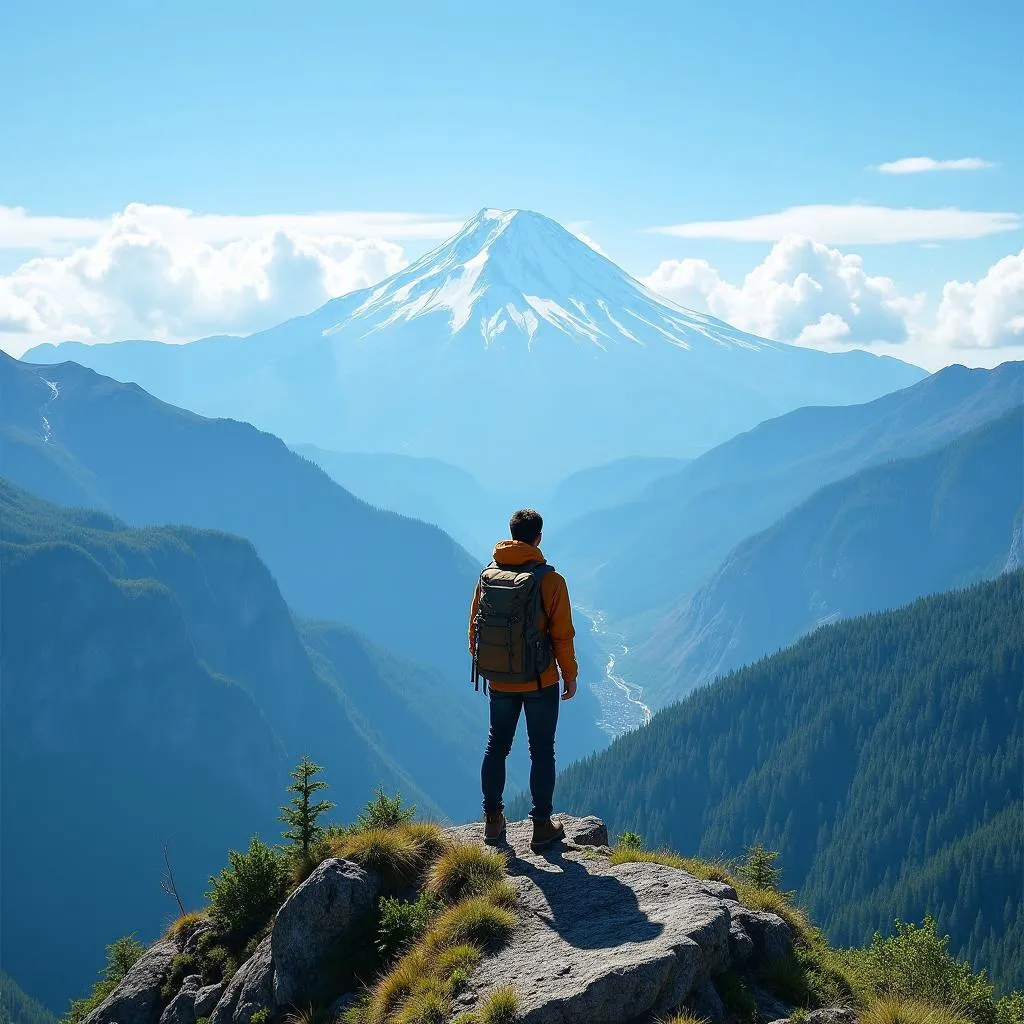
[1,0,1021,366]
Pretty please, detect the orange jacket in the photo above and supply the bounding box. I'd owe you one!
[469,540,578,693]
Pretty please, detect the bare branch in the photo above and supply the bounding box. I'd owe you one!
[160,841,186,916]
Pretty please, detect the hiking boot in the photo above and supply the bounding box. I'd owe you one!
[484,812,506,845]
[530,816,565,852]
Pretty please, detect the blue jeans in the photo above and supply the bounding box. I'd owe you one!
[482,684,560,821]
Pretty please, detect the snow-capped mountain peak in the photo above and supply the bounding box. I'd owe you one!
[324,207,772,353]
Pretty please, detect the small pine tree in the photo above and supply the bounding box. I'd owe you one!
[356,787,415,830]
[738,842,794,896]
[618,831,644,850]
[279,756,335,858]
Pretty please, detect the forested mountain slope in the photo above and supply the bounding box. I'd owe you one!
[633,406,1024,704]
[554,572,1024,992]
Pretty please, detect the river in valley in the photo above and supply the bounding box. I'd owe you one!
[577,607,652,738]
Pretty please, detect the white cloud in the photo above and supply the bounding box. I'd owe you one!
[874,156,997,174]
[644,235,922,349]
[0,203,411,351]
[926,248,1024,350]
[647,204,1020,245]
[0,204,463,253]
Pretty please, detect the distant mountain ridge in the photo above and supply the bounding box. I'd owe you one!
[632,406,1024,704]
[0,351,477,677]
[25,208,924,484]
[553,360,1024,627]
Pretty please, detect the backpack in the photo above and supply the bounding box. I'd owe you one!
[472,561,554,689]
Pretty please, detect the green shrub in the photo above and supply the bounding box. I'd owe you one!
[737,843,794,897]
[206,836,290,950]
[618,831,643,850]
[250,1010,270,1024]
[161,952,199,1000]
[996,992,1024,1024]
[859,917,998,1024]
[377,893,442,963]
[715,971,757,1023]
[357,788,416,830]
[64,935,145,1024]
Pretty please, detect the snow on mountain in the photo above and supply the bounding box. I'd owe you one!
[324,207,772,354]
[25,208,926,485]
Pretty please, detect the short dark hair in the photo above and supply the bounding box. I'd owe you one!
[509,508,544,543]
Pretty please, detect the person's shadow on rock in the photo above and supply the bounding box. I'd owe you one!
[506,847,664,949]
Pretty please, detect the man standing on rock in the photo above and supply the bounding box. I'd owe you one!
[469,508,578,852]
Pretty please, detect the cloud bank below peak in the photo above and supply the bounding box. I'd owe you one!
[644,237,1024,370]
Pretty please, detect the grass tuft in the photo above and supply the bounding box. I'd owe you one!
[609,846,736,885]
[426,845,508,904]
[733,881,817,947]
[332,828,424,888]
[405,822,454,864]
[425,897,517,952]
[165,910,206,943]
[860,999,972,1024]
[661,1014,709,1024]
[479,987,520,1024]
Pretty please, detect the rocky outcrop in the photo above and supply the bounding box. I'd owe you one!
[450,816,792,1024]
[83,941,179,1024]
[159,975,203,1024]
[208,937,274,1024]
[194,983,225,1018]
[728,903,793,964]
[271,858,378,1006]
[91,816,797,1024]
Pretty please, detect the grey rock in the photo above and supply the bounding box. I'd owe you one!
[271,858,378,1007]
[728,903,793,962]
[209,937,274,1024]
[194,984,225,1018]
[564,816,609,848]
[748,980,795,1024]
[182,923,212,957]
[159,976,203,1024]
[451,818,732,1024]
[685,977,726,1024]
[83,941,179,1024]
[728,916,755,965]
[805,1009,859,1024]
[701,879,739,901]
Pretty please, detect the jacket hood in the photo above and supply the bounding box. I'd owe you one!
[492,539,545,566]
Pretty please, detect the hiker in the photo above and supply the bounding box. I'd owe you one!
[469,508,578,851]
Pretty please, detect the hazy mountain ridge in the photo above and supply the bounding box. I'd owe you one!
[553,572,1024,992]
[0,352,479,677]
[553,361,1024,627]
[24,209,924,485]
[632,405,1024,704]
